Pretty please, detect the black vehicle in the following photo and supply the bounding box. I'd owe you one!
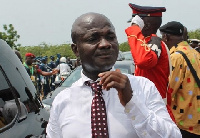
[0,40,49,138]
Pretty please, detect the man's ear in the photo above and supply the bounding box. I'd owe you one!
[162,33,169,42]
[71,43,79,57]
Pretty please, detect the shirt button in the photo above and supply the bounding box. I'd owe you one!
[143,131,147,136]
[131,116,135,120]
[125,109,130,113]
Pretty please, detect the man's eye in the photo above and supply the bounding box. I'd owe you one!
[107,35,116,40]
[87,37,96,42]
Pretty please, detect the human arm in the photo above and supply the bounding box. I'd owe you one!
[99,70,182,137]
[46,102,62,138]
[38,69,59,76]
[125,17,160,69]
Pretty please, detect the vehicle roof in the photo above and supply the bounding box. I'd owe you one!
[0,40,36,101]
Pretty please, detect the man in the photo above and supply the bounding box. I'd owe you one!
[46,12,181,138]
[196,43,200,53]
[39,57,51,97]
[55,57,71,81]
[66,57,73,70]
[55,53,61,66]
[24,53,57,96]
[160,21,200,137]
[48,56,56,91]
[125,3,174,120]
[189,39,199,49]
[190,39,200,53]
[48,56,56,69]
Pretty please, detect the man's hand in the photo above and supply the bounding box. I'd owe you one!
[98,69,133,106]
[131,15,144,30]
[52,69,59,75]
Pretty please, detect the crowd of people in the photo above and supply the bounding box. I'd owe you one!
[22,52,81,99]
[12,3,200,138]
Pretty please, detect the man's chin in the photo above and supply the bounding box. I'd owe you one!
[83,64,113,73]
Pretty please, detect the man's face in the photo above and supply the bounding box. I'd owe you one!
[74,15,119,73]
[26,57,34,65]
[191,41,198,48]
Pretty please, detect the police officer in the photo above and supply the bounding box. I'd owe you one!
[39,57,50,97]
[48,56,56,91]
[55,53,61,66]
[24,53,58,97]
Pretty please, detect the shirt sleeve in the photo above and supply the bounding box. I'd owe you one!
[124,77,182,138]
[56,65,60,70]
[125,26,159,69]
[46,102,62,138]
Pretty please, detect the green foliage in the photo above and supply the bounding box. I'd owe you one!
[19,43,76,63]
[188,28,200,40]
[0,24,21,49]
[18,42,131,63]
[119,42,130,52]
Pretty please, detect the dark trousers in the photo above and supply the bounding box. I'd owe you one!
[180,129,200,138]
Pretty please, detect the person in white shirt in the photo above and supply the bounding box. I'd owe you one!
[55,57,71,80]
[46,12,182,138]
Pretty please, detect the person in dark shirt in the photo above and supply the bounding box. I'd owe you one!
[24,53,58,96]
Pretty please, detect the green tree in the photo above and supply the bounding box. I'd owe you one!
[119,42,130,52]
[19,43,76,63]
[0,24,21,49]
[188,28,200,40]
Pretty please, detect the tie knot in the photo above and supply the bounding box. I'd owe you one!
[85,81,102,95]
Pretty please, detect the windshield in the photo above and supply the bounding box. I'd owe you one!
[61,66,82,87]
[122,52,133,60]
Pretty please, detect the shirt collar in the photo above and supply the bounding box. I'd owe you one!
[79,67,115,87]
[144,34,157,41]
[170,41,189,54]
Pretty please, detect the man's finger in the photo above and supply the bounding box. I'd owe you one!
[115,69,121,73]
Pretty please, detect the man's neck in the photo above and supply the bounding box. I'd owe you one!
[83,70,99,81]
[25,61,32,66]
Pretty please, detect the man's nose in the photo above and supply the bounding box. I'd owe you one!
[98,38,111,49]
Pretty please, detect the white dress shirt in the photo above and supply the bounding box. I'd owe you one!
[56,63,71,76]
[46,70,181,138]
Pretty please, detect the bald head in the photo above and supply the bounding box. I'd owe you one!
[71,12,115,44]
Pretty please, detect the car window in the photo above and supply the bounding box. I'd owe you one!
[0,69,18,129]
[122,52,133,60]
[61,66,82,87]
[114,64,131,74]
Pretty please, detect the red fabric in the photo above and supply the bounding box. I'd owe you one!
[25,53,35,58]
[166,105,175,122]
[125,26,169,98]
[132,10,162,16]
[37,69,42,74]
[126,26,175,122]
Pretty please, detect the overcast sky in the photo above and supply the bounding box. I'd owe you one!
[0,0,199,46]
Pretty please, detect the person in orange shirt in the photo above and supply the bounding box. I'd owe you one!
[160,21,200,138]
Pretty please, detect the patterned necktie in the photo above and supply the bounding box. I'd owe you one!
[85,81,109,138]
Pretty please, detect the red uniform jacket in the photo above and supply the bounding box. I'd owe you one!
[125,26,175,122]
[125,26,169,98]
